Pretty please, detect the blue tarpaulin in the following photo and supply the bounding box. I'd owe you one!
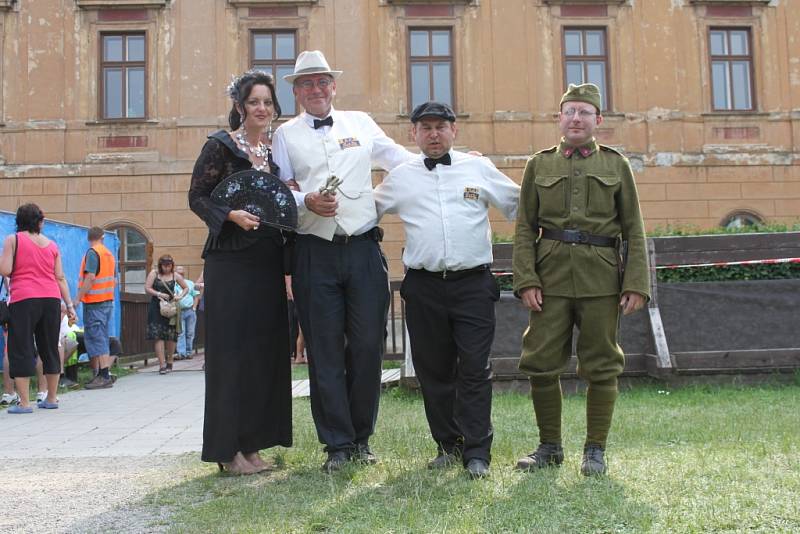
[0,211,121,337]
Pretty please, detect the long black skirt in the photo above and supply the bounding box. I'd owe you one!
[201,237,292,463]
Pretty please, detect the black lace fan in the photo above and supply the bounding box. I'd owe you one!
[211,170,298,231]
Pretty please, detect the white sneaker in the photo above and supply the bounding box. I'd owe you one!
[1,392,20,406]
[36,391,47,403]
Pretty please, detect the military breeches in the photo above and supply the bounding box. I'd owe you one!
[519,295,623,382]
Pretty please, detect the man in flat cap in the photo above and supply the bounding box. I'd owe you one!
[271,50,415,473]
[375,101,520,478]
[512,83,650,476]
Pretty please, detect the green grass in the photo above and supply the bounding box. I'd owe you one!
[134,383,800,533]
[291,360,404,381]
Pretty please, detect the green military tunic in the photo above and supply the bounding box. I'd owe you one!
[512,139,650,300]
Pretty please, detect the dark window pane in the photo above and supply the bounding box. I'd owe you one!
[585,31,604,55]
[127,35,145,62]
[710,31,726,56]
[411,62,430,109]
[127,67,145,118]
[124,228,147,260]
[431,31,450,56]
[103,36,123,62]
[730,31,748,56]
[104,68,123,118]
[712,61,729,109]
[276,65,296,115]
[731,61,752,110]
[564,31,582,56]
[432,62,452,106]
[566,61,584,85]
[254,34,273,60]
[275,33,295,60]
[410,31,429,57]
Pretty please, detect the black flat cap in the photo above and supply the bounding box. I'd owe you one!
[410,101,456,123]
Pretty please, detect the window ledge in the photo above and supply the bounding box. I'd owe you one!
[227,0,318,6]
[689,1,771,5]
[86,119,159,126]
[384,0,476,4]
[701,111,767,117]
[543,0,627,5]
[396,112,471,120]
[76,0,168,8]
[0,0,15,12]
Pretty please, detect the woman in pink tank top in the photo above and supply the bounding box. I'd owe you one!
[0,204,77,413]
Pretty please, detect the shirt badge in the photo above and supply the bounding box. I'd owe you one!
[463,187,480,201]
[338,137,361,150]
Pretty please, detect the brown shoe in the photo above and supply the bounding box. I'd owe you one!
[515,442,564,471]
[84,375,114,390]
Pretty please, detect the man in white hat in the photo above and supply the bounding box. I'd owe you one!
[271,50,414,473]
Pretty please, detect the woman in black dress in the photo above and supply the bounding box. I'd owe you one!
[144,254,188,374]
[189,70,292,475]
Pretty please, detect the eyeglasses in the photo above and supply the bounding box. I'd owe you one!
[562,108,597,119]
[296,78,333,91]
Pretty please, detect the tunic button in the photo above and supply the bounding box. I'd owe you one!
[573,188,579,194]
[572,206,578,211]
[574,170,580,176]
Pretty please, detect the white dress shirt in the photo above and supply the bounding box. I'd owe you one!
[271,107,415,240]
[375,150,520,272]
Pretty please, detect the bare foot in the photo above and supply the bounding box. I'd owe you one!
[218,452,260,475]
[243,451,270,472]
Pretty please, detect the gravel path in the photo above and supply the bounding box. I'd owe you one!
[0,455,198,534]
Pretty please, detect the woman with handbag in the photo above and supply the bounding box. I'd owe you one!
[188,70,292,476]
[144,254,188,375]
[0,203,77,413]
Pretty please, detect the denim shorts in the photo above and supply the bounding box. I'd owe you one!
[83,300,113,358]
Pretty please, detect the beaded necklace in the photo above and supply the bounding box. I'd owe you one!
[235,127,270,171]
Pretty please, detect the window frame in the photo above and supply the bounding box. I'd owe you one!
[98,31,148,121]
[107,223,152,296]
[707,27,756,112]
[561,26,611,111]
[250,29,298,116]
[407,26,456,112]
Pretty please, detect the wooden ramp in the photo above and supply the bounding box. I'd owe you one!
[291,368,402,398]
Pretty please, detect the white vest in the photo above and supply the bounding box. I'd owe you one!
[281,112,378,240]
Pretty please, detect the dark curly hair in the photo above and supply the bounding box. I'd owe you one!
[227,70,282,130]
[15,203,44,233]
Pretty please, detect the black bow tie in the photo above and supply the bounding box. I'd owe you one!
[424,153,452,171]
[313,116,334,129]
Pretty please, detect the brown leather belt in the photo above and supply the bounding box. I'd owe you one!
[540,227,617,248]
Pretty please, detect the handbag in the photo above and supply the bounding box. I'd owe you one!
[158,281,178,319]
[0,277,9,328]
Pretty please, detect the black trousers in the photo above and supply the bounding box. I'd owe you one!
[8,297,61,378]
[292,234,390,453]
[401,268,498,465]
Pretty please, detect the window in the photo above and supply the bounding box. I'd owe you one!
[100,33,146,119]
[251,31,297,116]
[722,210,763,230]
[408,28,454,110]
[709,28,754,111]
[109,225,151,294]
[563,27,609,110]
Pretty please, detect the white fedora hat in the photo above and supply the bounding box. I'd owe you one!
[283,50,343,83]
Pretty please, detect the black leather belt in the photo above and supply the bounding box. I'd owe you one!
[540,227,617,248]
[303,227,383,245]
[409,264,489,280]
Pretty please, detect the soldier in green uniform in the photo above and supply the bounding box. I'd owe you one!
[512,83,650,476]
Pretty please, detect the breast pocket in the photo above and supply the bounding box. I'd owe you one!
[534,175,568,218]
[586,174,620,217]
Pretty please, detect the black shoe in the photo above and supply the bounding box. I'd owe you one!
[322,451,350,473]
[351,444,378,465]
[465,458,490,479]
[427,451,460,470]
[580,444,607,476]
[515,442,564,471]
